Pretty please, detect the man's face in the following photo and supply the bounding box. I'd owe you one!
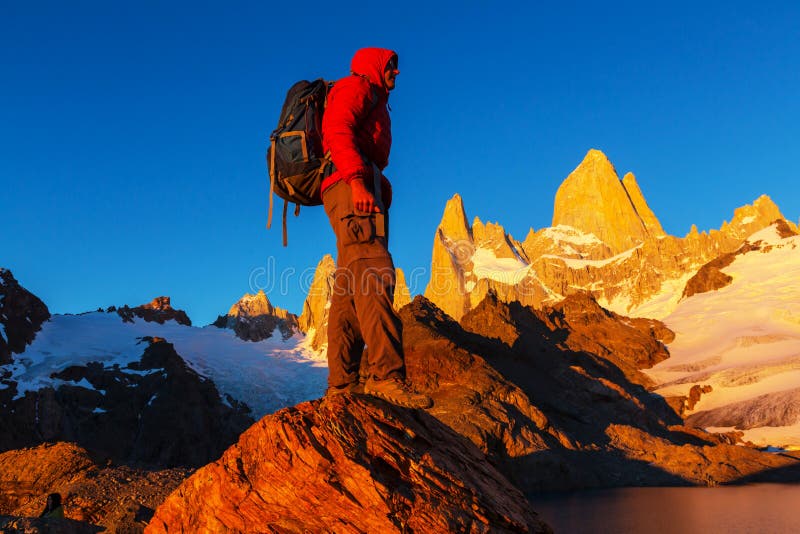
[384,57,399,91]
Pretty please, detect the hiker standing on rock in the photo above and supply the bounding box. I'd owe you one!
[320,48,431,409]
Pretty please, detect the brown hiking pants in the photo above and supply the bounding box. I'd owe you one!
[322,179,405,388]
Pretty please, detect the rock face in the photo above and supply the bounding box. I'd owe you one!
[147,394,552,534]
[213,289,297,342]
[0,269,50,364]
[114,296,192,326]
[297,255,336,351]
[552,150,664,254]
[0,338,252,468]
[424,194,476,321]
[424,150,799,320]
[0,442,189,533]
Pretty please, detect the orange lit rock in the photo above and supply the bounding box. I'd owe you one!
[147,394,552,534]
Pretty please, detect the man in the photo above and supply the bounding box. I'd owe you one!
[320,47,431,409]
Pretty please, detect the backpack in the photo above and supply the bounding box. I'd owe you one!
[266,77,379,246]
[266,79,333,246]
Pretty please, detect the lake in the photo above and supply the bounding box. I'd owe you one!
[530,484,800,533]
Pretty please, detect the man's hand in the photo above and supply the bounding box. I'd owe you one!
[350,179,381,213]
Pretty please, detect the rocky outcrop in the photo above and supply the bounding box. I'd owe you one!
[0,442,189,533]
[681,241,761,298]
[424,150,798,320]
[0,269,50,365]
[213,290,297,342]
[147,394,552,534]
[0,338,252,468]
[114,297,192,326]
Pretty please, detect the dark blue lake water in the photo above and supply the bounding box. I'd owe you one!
[530,484,800,533]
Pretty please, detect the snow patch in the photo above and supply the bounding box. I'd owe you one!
[542,225,603,246]
[542,245,640,269]
[746,224,784,245]
[471,247,530,286]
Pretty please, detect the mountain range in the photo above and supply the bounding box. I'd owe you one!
[2,149,799,532]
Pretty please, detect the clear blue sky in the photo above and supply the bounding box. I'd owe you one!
[3,1,799,325]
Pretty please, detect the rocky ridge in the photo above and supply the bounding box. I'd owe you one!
[108,296,192,327]
[424,149,799,321]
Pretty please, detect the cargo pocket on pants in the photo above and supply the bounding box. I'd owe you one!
[341,213,375,245]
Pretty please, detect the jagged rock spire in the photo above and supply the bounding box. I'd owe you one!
[552,149,664,254]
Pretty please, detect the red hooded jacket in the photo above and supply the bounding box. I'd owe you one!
[321,48,396,207]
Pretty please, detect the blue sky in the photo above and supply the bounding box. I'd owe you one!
[2,1,799,324]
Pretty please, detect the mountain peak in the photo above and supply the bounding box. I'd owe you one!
[723,194,798,240]
[438,193,472,241]
[228,290,274,317]
[552,150,655,254]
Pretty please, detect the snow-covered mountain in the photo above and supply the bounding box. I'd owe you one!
[424,150,797,321]
[0,311,326,418]
[644,223,800,449]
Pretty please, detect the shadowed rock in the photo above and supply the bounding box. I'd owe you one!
[0,338,252,468]
[400,295,800,491]
[0,442,189,533]
[0,268,50,365]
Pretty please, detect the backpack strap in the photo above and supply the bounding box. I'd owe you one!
[282,198,288,247]
[267,140,277,230]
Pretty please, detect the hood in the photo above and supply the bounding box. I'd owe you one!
[350,47,398,91]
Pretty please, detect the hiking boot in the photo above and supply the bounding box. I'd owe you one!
[364,378,433,409]
[326,382,362,397]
